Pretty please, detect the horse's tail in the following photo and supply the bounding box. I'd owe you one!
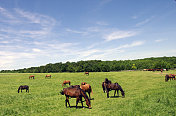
[90,85,93,95]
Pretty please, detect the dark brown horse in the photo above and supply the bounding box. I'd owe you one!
[45,75,51,78]
[85,72,89,76]
[29,75,34,79]
[62,80,71,87]
[103,79,125,98]
[80,82,93,99]
[18,85,29,93]
[60,87,91,109]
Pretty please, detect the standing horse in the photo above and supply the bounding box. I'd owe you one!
[18,85,29,93]
[29,75,35,79]
[45,75,51,78]
[60,87,92,109]
[103,82,125,98]
[80,82,93,99]
[85,72,89,76]
[62,80,71,87]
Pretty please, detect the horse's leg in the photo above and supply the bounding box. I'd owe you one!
[106,90,109,98]
[80,97,83,108]
[21,89,22,93]
[117,90,119,96]
[76,97,80,109]
[66,96,70,108]
[114,90,116,97]
[88,92,91,99]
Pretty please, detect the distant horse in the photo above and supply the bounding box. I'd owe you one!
[60,87,92,109]
[45,75,51,78]
[29,75,34,79]
[167,74,175,81]
[103,82,125,98]
[80,82,93,99]
[165,74,169,82]
[18,85,29,93]
[62,80,71,87]
[85,72,89,76]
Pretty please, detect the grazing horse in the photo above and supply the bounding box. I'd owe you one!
[60,87,92,109]
[103,80,125,98]
[85,72,89,76]
[45,75,51,78]
[168,74,175,81]
[29,75,34,79]
[62,80,71,87]
[18,85,29,93]
[80,83,93,99]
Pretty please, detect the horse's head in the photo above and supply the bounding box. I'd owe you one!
[121,91,125,98]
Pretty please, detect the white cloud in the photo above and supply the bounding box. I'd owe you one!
[136,16,154,27]
[104,30,138,41]
[96,21,108,26]
[155,39,167,43]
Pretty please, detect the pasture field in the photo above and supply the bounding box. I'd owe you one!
[0,70,176,116]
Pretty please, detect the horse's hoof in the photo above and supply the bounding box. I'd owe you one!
[88,107,92,109]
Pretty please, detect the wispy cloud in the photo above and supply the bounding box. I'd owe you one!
[136,16,154,27]
[104,30,138,41]
[96,21,108,26]
[155,39,167,43]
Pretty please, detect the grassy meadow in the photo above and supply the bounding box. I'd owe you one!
[0,70,176,116]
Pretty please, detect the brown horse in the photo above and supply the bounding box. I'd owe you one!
[103,79,125,98]
[62,80,71,87]
[29,75,34,79]
[85,72,89,76]
[60,87,91,109]
[80,82,93,99]
[45,75,51,78]
[18,85,29,93]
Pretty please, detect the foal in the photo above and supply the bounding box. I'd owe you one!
[18,85,29,93]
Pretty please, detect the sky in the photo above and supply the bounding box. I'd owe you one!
[0,0,176,70]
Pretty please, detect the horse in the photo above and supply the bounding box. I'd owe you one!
[102,78,112,93]
[18,85,29,93]
[29,75,34,79]
[80,83,93,99]
[103,81,125,98]
[62,80,71,87]
[165,74,169,82]
[168,74,175,81]
[85,72,89,76]
[60,87,92,109]
[45,75,51,78]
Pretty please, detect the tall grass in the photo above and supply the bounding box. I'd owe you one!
[0,71,176,115]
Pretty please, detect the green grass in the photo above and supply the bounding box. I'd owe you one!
[0,71,176,116]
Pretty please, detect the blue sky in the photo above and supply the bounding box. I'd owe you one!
[0,0,176,70]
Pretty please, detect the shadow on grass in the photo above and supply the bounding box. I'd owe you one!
[110,96,120,98]
[67,106,90,109]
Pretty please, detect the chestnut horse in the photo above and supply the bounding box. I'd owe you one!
[80,82,93,99]
[18,85,29,93]
[85,72,89,76]
[45,75,51,78]
[60,86,91,109]
[62,80,71,87]
[165,74,175,82]
[29,75,34,79]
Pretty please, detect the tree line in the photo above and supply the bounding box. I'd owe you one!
[1,56,176,73]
